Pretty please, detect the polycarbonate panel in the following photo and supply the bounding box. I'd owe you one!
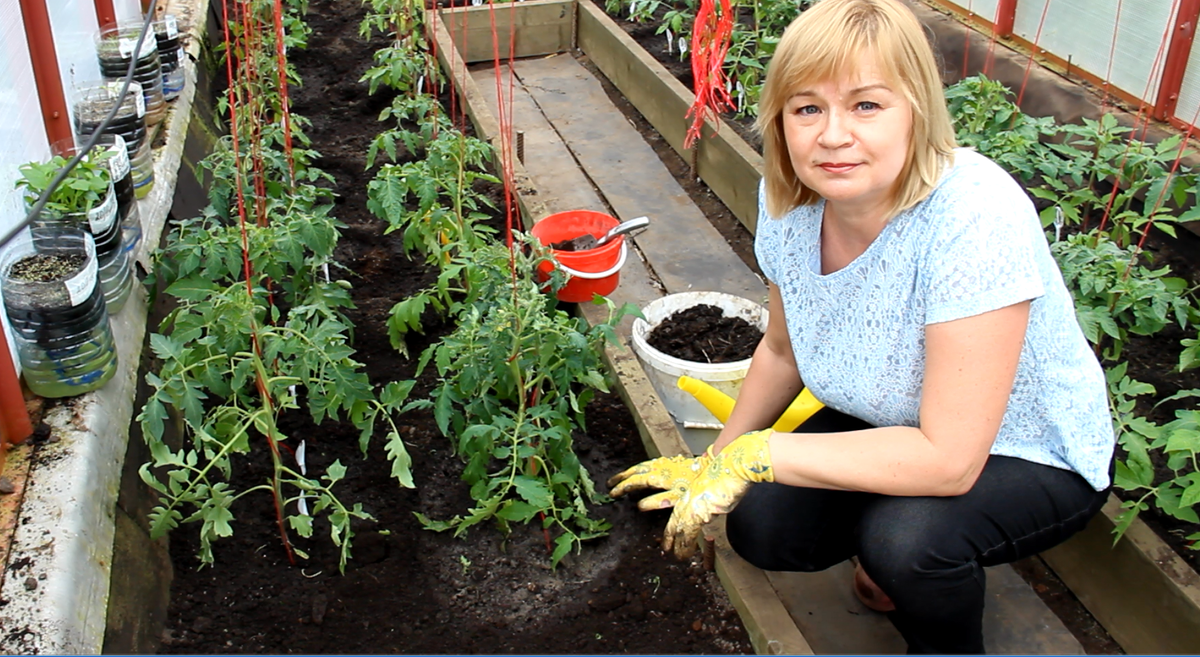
[46,0,105,135]
[937,0,1002,24]
[1013,0,1175,104]
[113,0,148,27]
[0,0,53,373]
[1174,26,1200,126]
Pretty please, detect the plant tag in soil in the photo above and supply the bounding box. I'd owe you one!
[133,88,145,118]
[88,190,118,235]
[65,249,99,307]
[107,137,131,181]
[118,38,136,58]
[165,15,179,38]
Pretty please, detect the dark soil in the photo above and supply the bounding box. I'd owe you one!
[647,304,761,363]
[156,1,753,654]
[10,254,85,282]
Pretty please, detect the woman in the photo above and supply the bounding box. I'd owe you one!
[608,0,1115,653]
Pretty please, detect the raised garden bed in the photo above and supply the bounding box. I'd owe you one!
[152,0,757,653]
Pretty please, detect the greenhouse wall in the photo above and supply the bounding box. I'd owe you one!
[1011,0,1173,105]
[925,0,1200,128]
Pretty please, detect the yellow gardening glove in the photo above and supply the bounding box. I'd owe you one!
[662,429,775,559]
[608,450,713,511]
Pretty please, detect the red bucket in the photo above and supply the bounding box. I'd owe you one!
[530,210,628,303]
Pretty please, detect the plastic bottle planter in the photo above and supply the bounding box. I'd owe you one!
[153,15,184,101]
[94,134,142,254]
[1,227,118,398]
[26,180,134,314]
[73,82,155,199]
[96,25,167,126]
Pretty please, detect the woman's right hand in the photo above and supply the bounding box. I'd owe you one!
[608,451,713,511]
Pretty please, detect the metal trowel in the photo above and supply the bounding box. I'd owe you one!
[557,215,650,251]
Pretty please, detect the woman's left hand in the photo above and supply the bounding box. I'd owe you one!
[662,429,776,559]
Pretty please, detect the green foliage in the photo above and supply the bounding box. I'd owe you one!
[411,237,640,567]
[1051,230,1193,362]
[943,75,1059,182]
[1108,363,1200,549]
[141,0,428,570]
[15,151,112,215]
[366,129,499,265]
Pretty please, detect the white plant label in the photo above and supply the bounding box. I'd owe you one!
[665,29,673,51]
[107,136,131,181]
[133,86,146,118]
[88,188,118,234]
[65,242,99,307]
[296,439,309,516]
[118,38,136,59]
[165,15,179,38]
[177,47,186,65]
[679,36,688,56]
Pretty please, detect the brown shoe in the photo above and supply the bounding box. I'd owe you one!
[853,562,896,613]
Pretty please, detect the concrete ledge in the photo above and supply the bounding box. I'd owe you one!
[0,0,209,651]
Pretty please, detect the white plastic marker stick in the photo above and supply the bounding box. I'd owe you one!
[296,439,309,516]
[1054,206,1064,242]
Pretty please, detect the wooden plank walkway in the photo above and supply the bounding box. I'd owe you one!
[471,52,1083,655]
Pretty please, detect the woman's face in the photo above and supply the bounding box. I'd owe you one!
[782,54,913,218]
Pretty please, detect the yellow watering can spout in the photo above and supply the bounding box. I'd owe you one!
[677,375,737,423]
[676,376,825,432]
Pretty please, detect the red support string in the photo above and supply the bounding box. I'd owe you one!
[983,1,1003,76]
[221,0,252,292]
[961,0,973,80]
[272,0,296,188]
[221,0,295,567]
[1014,0,1052,110]
[488,0,518,255]
[1133,100,1200,255]
[683,0,734,150]
[1096,0,1182,235]
[1101,0,1125,112]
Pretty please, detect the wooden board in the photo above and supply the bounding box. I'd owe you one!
[439,0,574,64]
[769,561,1083,655]
[576,0,763,234]
[1041,494,1200,654]
[512,54,766,301]
[469,63,662,327]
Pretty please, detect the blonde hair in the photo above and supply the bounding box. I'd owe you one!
[755,0,956,219]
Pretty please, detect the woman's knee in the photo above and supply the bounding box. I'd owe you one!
[855,498,984,601]
[726,482,862,572]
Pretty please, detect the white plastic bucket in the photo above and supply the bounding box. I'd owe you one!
[631,291,768,426]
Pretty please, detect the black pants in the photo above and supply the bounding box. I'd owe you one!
[725,407,1110,654]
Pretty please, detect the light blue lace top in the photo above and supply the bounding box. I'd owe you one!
[755,148,1114,490]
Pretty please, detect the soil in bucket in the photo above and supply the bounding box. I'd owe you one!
[647,304,762,363]
[530,210,625,303]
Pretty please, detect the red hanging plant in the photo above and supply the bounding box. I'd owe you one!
[684,0,735,150]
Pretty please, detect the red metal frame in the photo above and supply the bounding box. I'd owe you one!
[1154,0,1200,122]
[19,0,75,155]
[0,330,33,449]
[994,0,1018,37]
[93,0,118,30]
